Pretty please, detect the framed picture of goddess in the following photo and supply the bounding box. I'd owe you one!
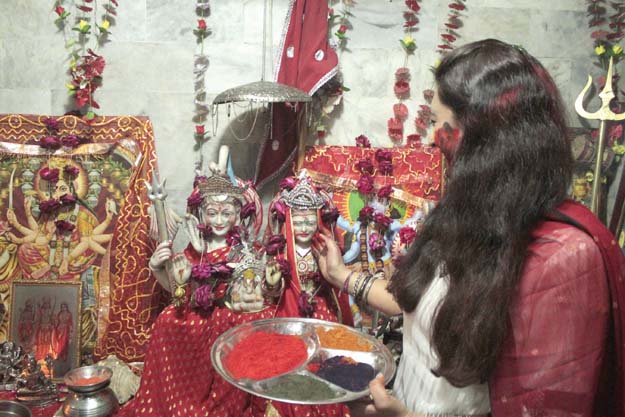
[9,280,82,380]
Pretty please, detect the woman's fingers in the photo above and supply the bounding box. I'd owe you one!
[318,223,334,238]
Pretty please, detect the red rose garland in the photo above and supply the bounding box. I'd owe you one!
[389,1,468,146]
[53,0,118,120]
[387,1,421,145]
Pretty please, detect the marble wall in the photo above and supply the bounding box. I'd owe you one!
[0,0,616,242]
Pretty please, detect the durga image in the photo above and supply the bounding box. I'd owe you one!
[5,157,116,280]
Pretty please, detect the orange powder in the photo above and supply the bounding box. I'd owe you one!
[315,327,372,352]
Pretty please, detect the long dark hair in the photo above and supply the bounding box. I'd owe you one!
[388,39,573,386]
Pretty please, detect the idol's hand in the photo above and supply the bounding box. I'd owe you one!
[311,225,350,288]
[171,253,192,285]
[149,240,173,270]
[348,374,412,417]
[265,261,282,287]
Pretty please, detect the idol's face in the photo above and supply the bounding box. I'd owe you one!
[292,209,318,247]
[53,180,71,200]
[203,201,239,237]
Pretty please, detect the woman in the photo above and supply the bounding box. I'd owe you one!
[313,39,625,417]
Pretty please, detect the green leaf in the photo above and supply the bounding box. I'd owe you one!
[85,111,96,120]
[341,85,351,92]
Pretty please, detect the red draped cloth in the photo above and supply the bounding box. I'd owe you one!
[117,243,349,417]
[116,245,274,417]
[490,200,625,417]
[255,0,338,188]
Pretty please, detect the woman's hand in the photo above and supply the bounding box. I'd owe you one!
[311,225,350,288]
[349,374,412,417]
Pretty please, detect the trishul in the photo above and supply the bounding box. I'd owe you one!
[144,169,169,243]
[575,56,625,214]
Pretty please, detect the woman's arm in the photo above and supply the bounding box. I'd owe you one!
[312,232,401,316]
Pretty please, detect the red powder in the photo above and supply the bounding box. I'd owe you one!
[224,331,308,380]
[71,376,106,386]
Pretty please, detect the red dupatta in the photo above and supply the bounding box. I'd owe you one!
[490,199,625,416]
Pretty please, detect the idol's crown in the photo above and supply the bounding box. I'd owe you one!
[198,174,244,201]
[280,178,325,210]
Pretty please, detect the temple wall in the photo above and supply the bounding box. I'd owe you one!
[0,0,619,245]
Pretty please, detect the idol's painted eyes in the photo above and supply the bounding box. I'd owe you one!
[292,220,317,228]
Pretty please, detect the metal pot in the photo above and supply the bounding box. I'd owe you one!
[62,366,118,417]
[0,400,31,417]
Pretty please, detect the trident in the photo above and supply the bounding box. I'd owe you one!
[144,169,170,243]
[575,56,625,214]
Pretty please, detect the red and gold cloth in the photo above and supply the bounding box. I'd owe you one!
[301,144,443,205]
[0,114,161,362]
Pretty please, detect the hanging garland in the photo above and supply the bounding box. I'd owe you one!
[193,1,211,151]
[414,0,466,144]
[386,0,421,145]
[53,0,118,120]
[388,0,467,146]
[586,0,625,161]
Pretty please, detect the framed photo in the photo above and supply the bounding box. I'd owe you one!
[9,281,82,380]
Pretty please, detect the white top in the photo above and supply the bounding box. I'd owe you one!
[393,273,491,415]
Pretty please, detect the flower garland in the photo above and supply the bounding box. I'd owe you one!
[193,1,211,152]
[387,0,421,145]
[53,0,118,120]
[34,118,84,235]
[352,137,397,270]
[388,0,467,146]
[587,0,625,162]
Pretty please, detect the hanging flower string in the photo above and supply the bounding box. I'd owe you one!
[193,1,211,151]
[387,0,421,145]
[53,0,118,120]
[587,0,625,163]
[328,0,355,51]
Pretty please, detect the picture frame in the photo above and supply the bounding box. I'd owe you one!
[9,280,82,380]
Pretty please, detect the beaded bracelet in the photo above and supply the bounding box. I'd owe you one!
[340,270,355,295]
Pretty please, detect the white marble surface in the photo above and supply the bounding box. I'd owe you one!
[0,0,620,215]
